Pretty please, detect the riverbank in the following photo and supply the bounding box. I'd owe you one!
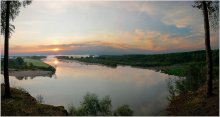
[1,84,68,116]
[56,50,219,77]
[167,80,219,116]
[56,50,219,116]
[7,70,54,79]
[1,57,56,74]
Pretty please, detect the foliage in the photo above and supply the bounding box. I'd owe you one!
[99,96,112,115]
[1,57,56,73]
[67,104,77,116]
[175,63,206,93]
[68,93,132,116]
[161,65,187,77]
[192,1,219,31]
[57,50,219,69]
[57,50,219,79]
[1,0,32,36]
[113,105,133,116]
[24,56,47,60]
[81,93,100,115]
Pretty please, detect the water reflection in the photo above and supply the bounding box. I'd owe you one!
[54,59,58,64]
[9,71,54,80]
[2,57,174,115]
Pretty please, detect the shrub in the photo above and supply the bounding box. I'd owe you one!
[113,105,133,116]
[29,63,34,69]
[99,96,112,115]
[175,63,206,93]
[68,93,132,116]
[67,104,77,116]
[81,93,100,115]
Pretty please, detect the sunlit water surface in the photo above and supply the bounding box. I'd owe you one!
[1,56,174,115]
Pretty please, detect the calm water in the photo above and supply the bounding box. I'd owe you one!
[1,56,174,115]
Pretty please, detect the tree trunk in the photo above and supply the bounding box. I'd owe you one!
[202,1,213,96]
[4,1,11,98]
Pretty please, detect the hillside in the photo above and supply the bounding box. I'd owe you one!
[1,84,68,116]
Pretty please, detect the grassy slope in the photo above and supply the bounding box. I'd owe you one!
[24,58,50,67]
[1,58,56,73]
[1,84,68,116]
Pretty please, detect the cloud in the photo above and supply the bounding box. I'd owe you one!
[159,1,204,35]
[1,1,218,56]
[5,28,218,56]
[134,29,145,41]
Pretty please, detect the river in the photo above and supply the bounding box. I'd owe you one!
[1,56,175,115]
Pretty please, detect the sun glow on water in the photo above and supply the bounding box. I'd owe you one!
[53,59,59,65]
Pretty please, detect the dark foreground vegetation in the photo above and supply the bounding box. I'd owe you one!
[1,57,55,73]
[1,84,68,116]
[23,55,47,60]
[165,62,219,116]
[1,84,133,116]
[167,80,219,116]
[68,93,133,116]
[57,50,219,77]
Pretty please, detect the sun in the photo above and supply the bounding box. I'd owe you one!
[52,48,60,51]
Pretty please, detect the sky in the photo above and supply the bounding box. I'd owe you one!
[0,1,219,55]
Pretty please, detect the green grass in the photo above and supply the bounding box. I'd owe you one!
[24,59,50,67]
[1,58,56,73]
[24,59,56,73]
[160,64,188,76]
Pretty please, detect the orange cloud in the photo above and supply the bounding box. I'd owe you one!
[2,29,218,55]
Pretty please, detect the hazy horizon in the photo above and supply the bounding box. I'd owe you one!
[0,1,219,56]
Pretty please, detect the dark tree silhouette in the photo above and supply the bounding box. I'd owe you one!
[1,0,32,98]
[193,1,219,96]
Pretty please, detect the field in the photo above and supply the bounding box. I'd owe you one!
[24,59,50,67]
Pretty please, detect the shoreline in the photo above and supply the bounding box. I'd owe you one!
[1,70,54,79]
[57,58,186,77]
[9,70,54,78]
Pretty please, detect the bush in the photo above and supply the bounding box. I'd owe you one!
[81,93,100,115]
[99,96,112,115]
[15,57,25,66]
[29,63,34,69]
[175,63,206,93]
[113,105,133,116]
[68,93,132,116]
[67,104,77,116]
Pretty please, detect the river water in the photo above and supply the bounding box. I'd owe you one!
[1,56,174,115]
